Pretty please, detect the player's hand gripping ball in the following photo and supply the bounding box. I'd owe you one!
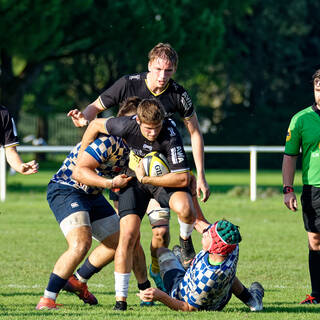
[142,152,170,176]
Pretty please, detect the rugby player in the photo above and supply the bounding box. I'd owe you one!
[0,105,38,175]
[79,98,197,310]
[138,220,264,312]
[68,43,210,286]
[36,98,149,310]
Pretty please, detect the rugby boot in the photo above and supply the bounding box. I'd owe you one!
[149,264,166,292]
[179,236,196,270]
[63,275,98,305]
[300,294,319,304]
[246,282,264,311]
[113,300,127,311]
[36,297,60,310]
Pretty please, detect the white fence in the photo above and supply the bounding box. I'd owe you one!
[0,145,284,202]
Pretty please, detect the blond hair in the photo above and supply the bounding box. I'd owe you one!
[148,43,178,70]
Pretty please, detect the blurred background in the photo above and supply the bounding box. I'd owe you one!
[1,0,319,169]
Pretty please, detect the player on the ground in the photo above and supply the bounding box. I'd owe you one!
[36,99,149,310]
[79,98,197,310]
[0,105,38,175]
[138,219,264,312]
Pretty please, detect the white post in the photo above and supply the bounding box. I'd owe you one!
[250,146,257,201]
[0,147,6,202]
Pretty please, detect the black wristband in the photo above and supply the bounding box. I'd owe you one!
[283,186,294,194]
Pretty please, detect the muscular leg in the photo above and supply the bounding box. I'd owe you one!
[114,214,142,302]
[169,191,196,268]
[308,232,320,300]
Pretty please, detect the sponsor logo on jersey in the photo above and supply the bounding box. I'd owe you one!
[167,126,176,137]
[181,92,192,111]
[11,118,18,137]
[143,144,153,151]
[171,146,185,164]
[129,74,141,80]
[286,129,291,142]
[71,202,79,208]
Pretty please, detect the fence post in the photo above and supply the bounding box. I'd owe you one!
[250,146,257,201]
[0,147,6,202]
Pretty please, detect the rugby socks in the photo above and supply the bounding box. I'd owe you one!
[309,250,320,300]
[178,218,195,238]
[235,286,252,304]
[44,273,68,300]
[75,257,102,283]
[114,272,131,298]
[151,256,160,274]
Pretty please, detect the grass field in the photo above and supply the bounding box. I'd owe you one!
[1,168,317,320]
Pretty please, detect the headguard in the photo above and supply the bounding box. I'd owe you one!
[207,220,242,256]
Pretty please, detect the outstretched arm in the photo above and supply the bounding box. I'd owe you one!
[184,114,210,202]
[137,287,197,311]
[67,98,105,127]
[5,147,38,175]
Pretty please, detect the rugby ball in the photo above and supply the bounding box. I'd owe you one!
[142,152,170,177]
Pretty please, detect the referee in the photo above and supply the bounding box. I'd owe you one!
[282,69,320,304]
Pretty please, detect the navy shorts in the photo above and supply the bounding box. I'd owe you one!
[47,181,116,224]
[118,179,190,220]
[301,185,320,233]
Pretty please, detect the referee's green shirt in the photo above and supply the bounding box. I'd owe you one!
[284,105,320,187]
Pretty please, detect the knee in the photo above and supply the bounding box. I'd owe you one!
[308,233,320,250]
[69,239,92,258]
[120,230,139,249]
[152,226,170,247]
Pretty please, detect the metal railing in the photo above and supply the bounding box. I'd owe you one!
[0,145,284,202]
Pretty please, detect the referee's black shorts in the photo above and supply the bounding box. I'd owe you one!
[301,185,320,233]
[118,179,190,220]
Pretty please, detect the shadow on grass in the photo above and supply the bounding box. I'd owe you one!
[6,183,303,195]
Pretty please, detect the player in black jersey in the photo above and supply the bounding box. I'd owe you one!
[0,105,38,175]
[68,42,208,289]
[79,99,197,310]
[68,43,209,201]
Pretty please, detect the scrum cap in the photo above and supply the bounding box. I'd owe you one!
[207,220,241,256]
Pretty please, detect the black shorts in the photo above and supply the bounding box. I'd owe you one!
[109,189,119,201]
[301,185,320,233]
[118,179,190,220]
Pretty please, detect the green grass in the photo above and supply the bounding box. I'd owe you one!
[0,169,316,320]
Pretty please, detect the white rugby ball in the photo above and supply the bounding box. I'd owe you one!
[142,152,170,177]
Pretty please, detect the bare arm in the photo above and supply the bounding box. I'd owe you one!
[78,119,109,158]
[67,98,105,127]
[5,147,38,175]
[184,114,210,202]
[282,154,298,211]
[135,161,190,188]
[137,288,197,311]
[72,150,132,189]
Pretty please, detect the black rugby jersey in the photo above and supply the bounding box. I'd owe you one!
[0,105,19,148]
[105,116,189,174]
[98,72,194,120]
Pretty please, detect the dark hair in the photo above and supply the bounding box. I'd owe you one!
[312,69,320,81]
[117,96,141,117]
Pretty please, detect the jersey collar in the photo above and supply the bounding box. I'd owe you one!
[312,103,320,116]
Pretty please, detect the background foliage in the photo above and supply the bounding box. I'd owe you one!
[1,0,320,168]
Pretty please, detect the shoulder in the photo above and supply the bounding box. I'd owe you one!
[125,72,147,82]
[169,79,186,93]
[0,105,10,117]
[290,106,314,127]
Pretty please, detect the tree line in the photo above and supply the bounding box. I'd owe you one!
[1,0,319,168]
